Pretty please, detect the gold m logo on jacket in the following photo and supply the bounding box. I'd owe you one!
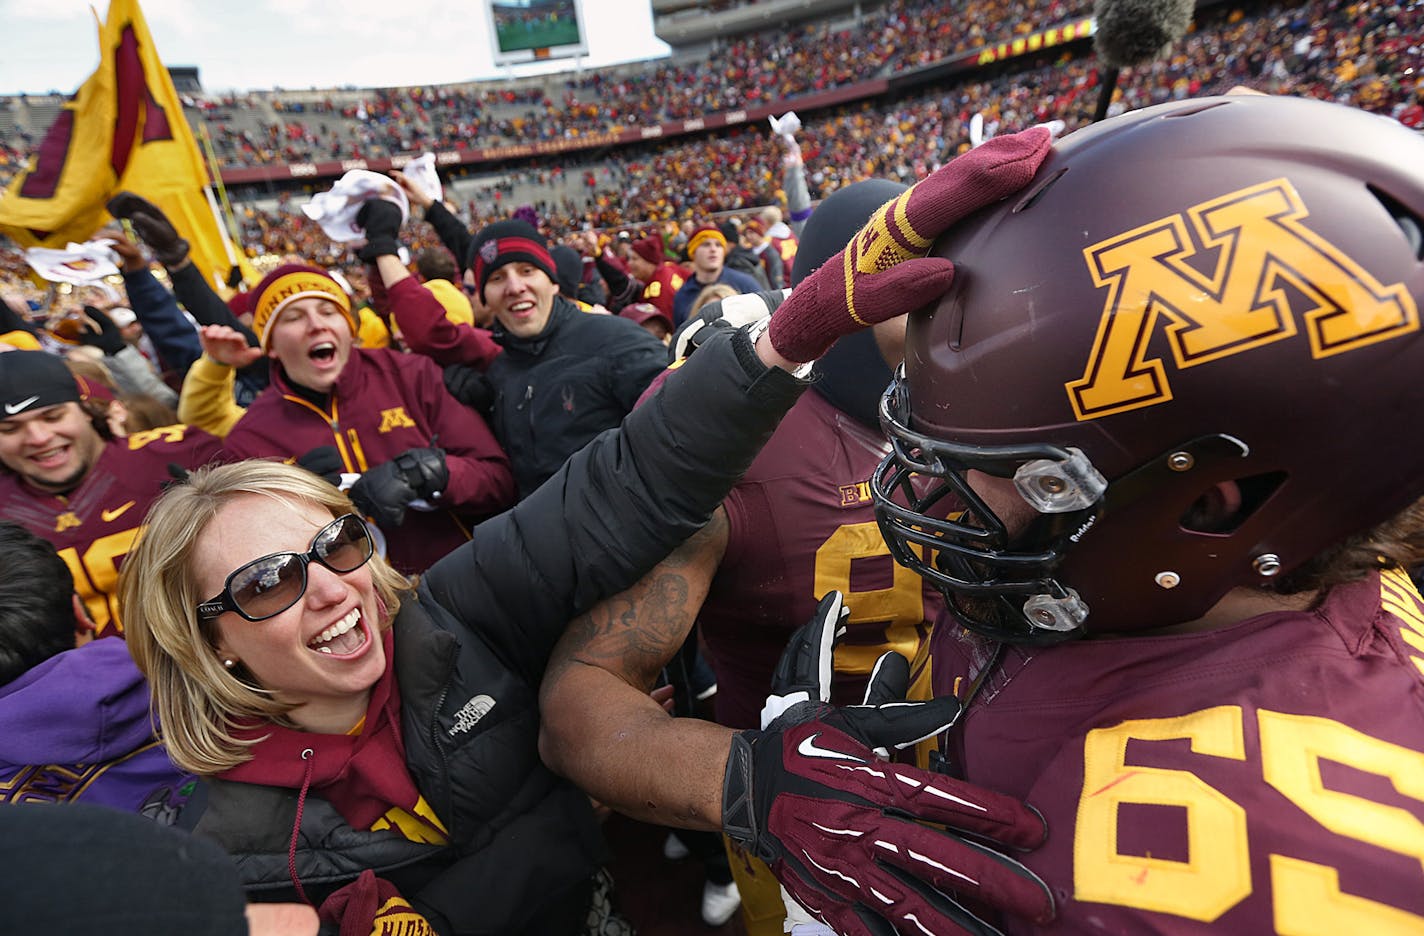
[377,407,416,433]
[1067,178,1419,421]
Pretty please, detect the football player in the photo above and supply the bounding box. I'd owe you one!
[873,94,1424,931]
[671,180,950,933]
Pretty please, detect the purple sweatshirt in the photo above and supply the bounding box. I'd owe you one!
[0,637,197,823]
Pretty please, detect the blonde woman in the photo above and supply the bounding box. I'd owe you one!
[120,323,809,935]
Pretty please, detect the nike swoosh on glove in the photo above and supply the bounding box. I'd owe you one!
[731,591,1054,936]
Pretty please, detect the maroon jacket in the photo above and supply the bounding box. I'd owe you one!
[372,276,501,369]
[223,346,514,574]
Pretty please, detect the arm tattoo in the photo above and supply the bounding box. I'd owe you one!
[550,511,728,689]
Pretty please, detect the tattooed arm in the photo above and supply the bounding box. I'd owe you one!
[538,510,733,829]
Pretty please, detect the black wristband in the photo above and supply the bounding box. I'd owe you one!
[720,730,759,849]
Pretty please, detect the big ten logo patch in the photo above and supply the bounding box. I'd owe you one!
[838,481,872,507]
[1067,178,1418,421]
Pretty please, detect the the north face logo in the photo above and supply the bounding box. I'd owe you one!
[449,694,496,737]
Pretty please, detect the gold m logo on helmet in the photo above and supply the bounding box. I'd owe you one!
[1066,178,1419,421]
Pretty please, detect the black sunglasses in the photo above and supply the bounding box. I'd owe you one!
[196,514,374,623]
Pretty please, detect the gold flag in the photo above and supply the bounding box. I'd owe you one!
[0,0,254,290]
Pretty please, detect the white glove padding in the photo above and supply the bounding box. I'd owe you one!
[670,289,787,363]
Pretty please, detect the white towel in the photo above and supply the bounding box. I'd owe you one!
[768,111,802,141]
[301,170,410,244]
[25,240,121,287]
[401,153,443,205]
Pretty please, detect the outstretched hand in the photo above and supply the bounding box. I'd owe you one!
[105,234,149,274]
[389,171,435,210]
[199,325,263,369]
[107,191,191,268]
[766,127,1054,363]
[76,305,126,356]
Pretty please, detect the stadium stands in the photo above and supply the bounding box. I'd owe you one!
[2,0,1421,273]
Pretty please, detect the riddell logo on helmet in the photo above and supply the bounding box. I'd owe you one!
[1066,178,1419,422]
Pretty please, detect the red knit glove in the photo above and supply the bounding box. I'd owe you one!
[318,870,436,936]
[767,126,1054,363]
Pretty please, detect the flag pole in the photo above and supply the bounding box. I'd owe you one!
[198,123,243,280]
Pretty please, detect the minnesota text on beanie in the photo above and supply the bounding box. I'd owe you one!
[0,350,80,417]
[631,236,664,266]
[686,225,728,255]
[466,220,557,300]
[249,264,356,350]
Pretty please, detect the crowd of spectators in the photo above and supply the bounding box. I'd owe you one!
[4,0,1423,281]
[169,0,1424,171]
[3,2,1424,931]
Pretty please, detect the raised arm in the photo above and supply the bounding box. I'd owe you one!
[392,170,472,270]
[358,201,500,368]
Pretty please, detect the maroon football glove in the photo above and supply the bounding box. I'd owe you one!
[726,592,1054,935]
[767,127,1054,363]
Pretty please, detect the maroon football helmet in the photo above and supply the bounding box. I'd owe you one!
[873,95,1424,641]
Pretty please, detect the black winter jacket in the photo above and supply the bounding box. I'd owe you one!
[191,327,807,935]
[486,296,667,499]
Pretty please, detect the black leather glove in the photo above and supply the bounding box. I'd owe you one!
[295,445,344,488]
[106,192,190,268]
[348,447,448,529]
[78,305,127,356]
[355,200,403,263]
[725,592,1054,936]
[442,364,494,416]
[0,296,37,337]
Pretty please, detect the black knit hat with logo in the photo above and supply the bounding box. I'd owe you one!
[0,350,80,419]
[466,220,557,302]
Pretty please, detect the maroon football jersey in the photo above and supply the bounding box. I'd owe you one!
[931,569,1424,932]
[700,390,943,731]
[0,424,222,636]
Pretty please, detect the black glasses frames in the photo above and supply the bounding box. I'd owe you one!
[195,514,374,623]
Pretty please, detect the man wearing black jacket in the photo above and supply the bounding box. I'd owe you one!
[396,218,668,500]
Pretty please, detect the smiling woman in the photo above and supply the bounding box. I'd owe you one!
[117,320,811,936]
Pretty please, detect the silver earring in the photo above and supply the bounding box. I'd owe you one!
[223,658,236,670]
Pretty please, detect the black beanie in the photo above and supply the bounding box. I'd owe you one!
[466,220,557,301]
[550,244,583,299]
[796,178,910,428]
[0,350,80,418]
